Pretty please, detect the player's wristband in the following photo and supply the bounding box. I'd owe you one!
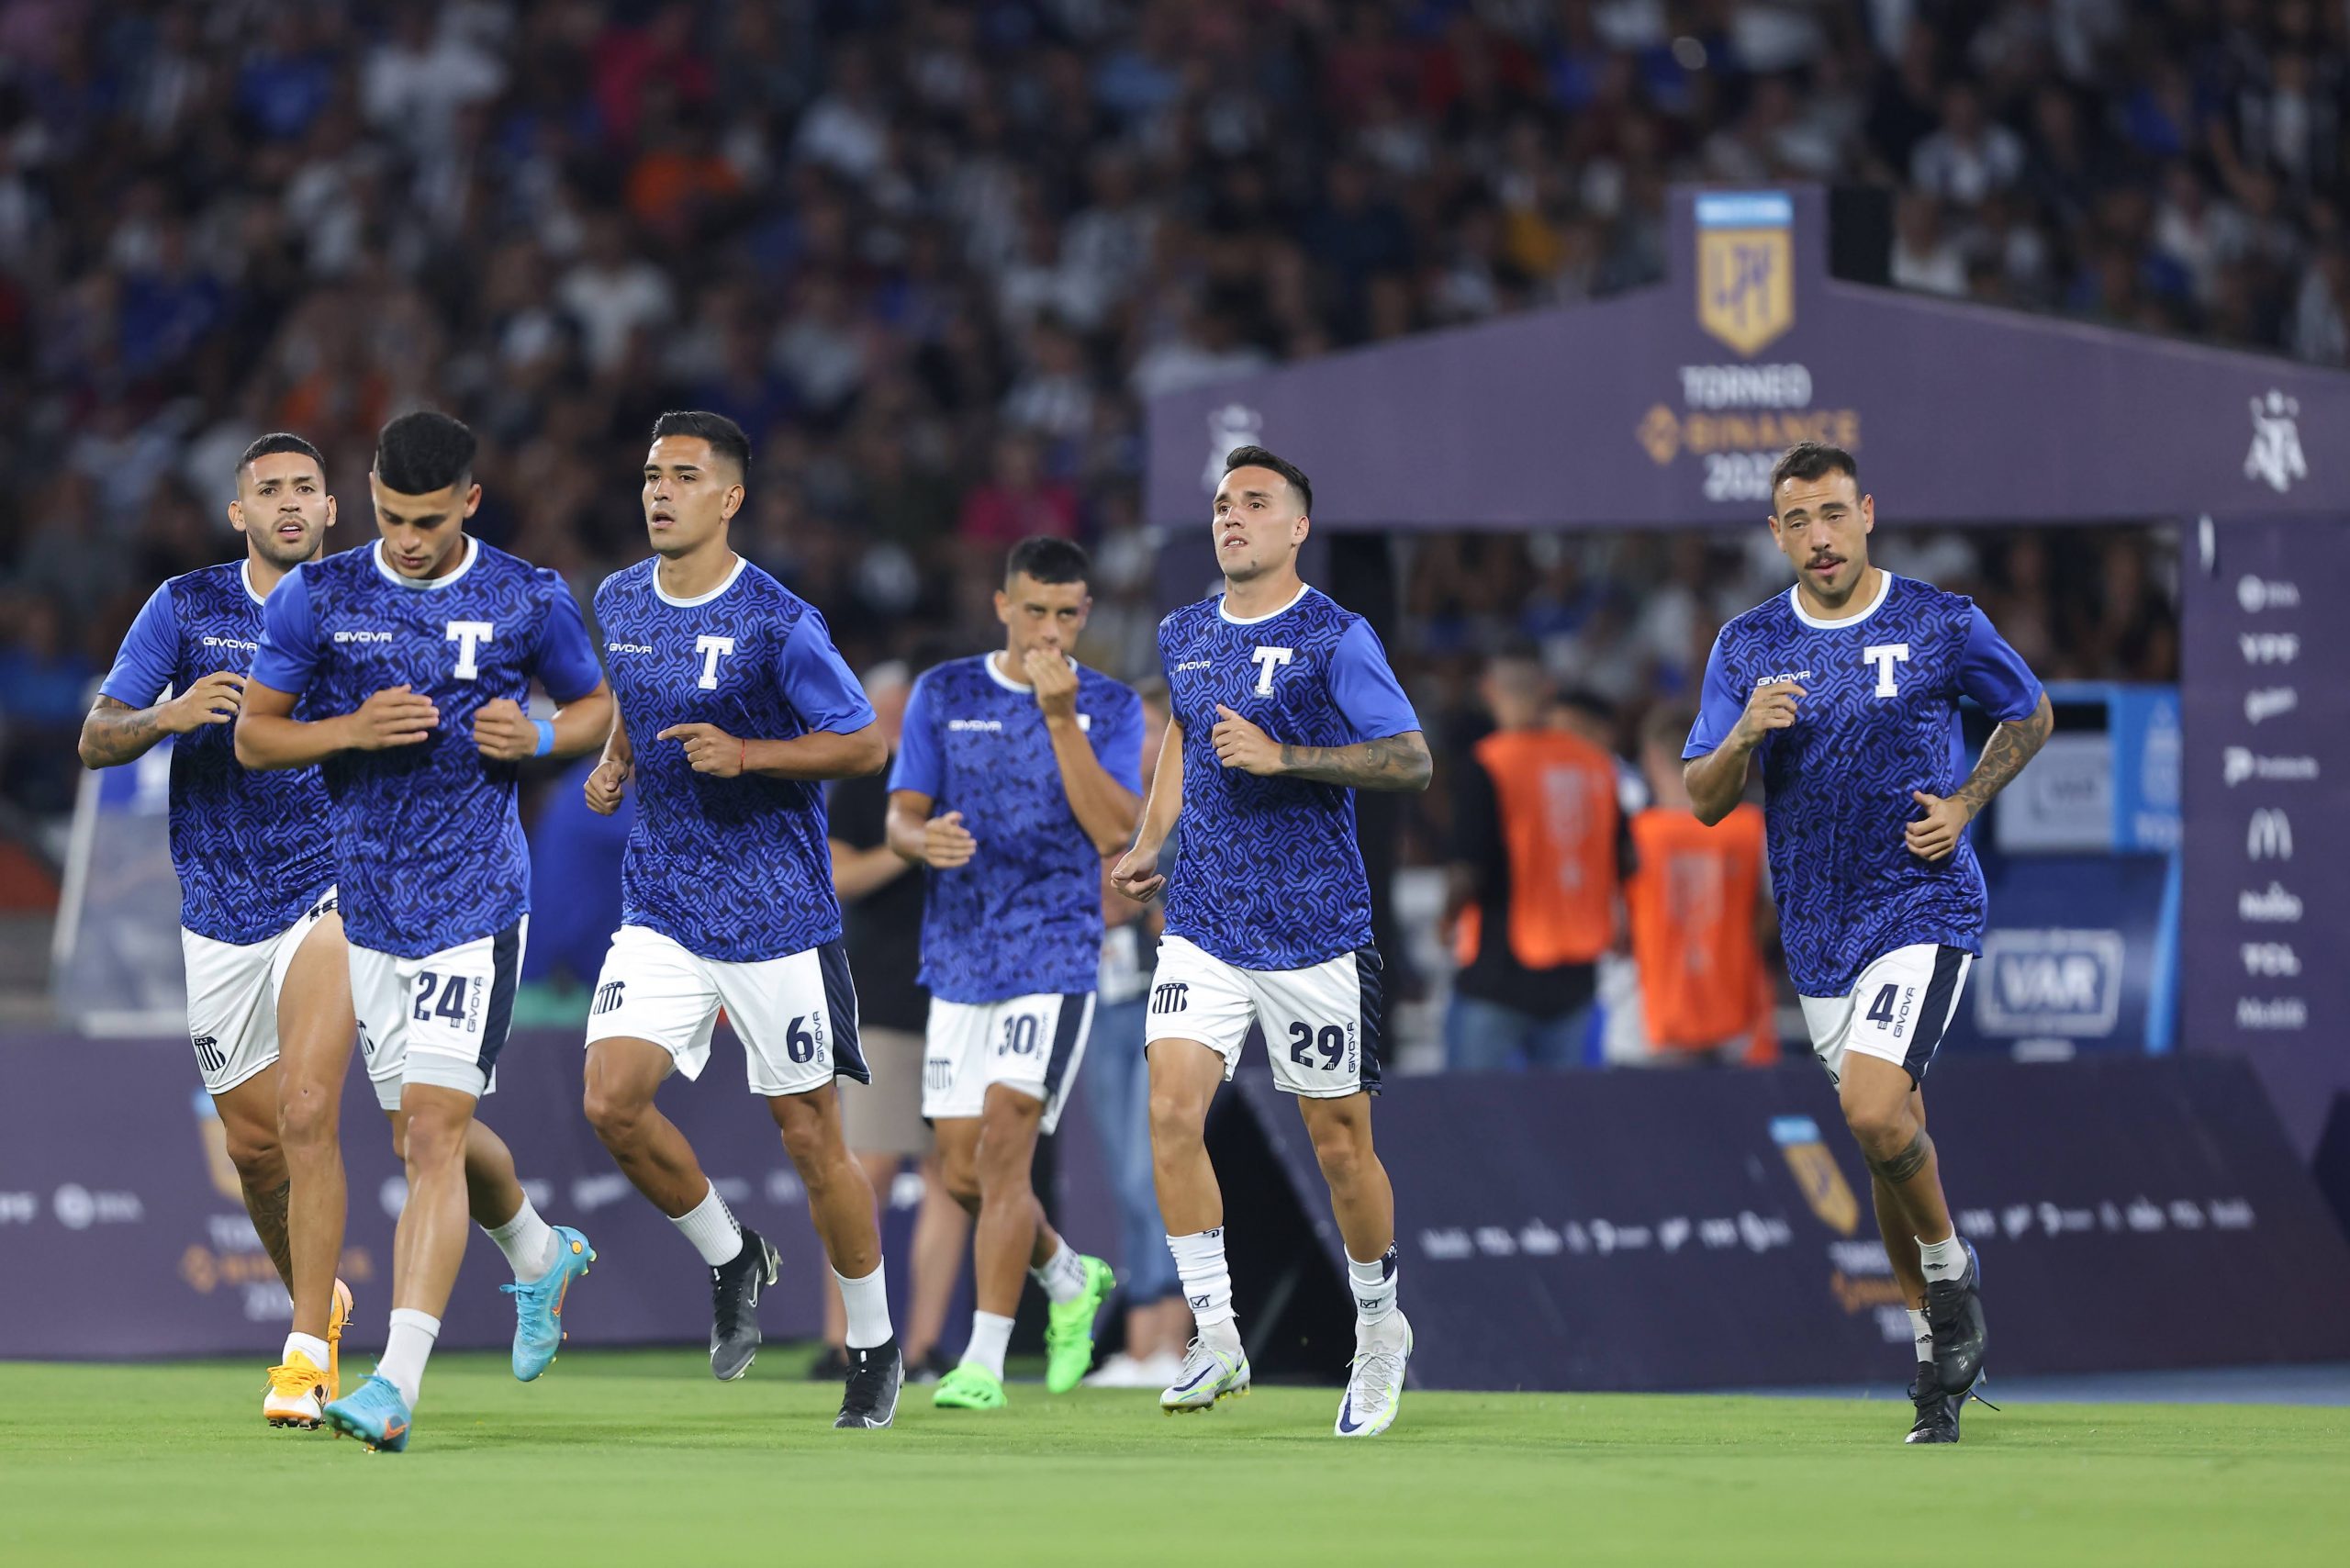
[532,719,555,757]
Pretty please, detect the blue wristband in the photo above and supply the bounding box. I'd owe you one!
[532,719,555,757]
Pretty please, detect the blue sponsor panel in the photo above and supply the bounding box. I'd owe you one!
[0,1026,1125,1360]
[1942,853,2171,1057]
[1235,1058,2350,1392]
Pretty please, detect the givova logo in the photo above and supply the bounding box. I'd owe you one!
[1976,929,2125,1038]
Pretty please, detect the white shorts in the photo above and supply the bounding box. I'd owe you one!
[351,917,528,1111]
[923,992,1095,1136]
[181,888,342,1095]
[1798,943,1973,1089]
[584,924,867,1099]
[1143,934,1384,1099]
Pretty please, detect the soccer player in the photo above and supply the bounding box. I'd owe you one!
[237,411,616,1452]
[578,410,903,1428]
[81,432,358,1428]
[887,536,1141,1412]
[1112,446,1432,1438]
[1683,442,2051,1444]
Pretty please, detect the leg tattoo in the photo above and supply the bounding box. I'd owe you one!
[1868,1127,1933,1186]
[245,1178,296,1292]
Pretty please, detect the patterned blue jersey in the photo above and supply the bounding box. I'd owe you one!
[98,561,335,946]
[596,556,875,963]
[1684,573,2043,997]
[1159,586,1421,970]
[251,539,606,958]
[890,654,1144,1002]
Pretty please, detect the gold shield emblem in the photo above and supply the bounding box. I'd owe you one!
[1696,194,1795,356]
[1772,1116,1859,1236]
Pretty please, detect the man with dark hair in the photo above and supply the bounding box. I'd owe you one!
[80,432,359,1428]
[1113,446,1432,1438]
[238,409,616,1451]
[888,535,1140,1411]
[579,412,907,1428]
[1684,441,2053,1442]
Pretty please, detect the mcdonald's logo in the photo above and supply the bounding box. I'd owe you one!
[2247,809,2293,862]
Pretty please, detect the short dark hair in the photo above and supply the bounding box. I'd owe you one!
[375,410,477,495]
[1221,444,1313,515]
[1770,441,1858,500]
[238,431,325,478]
[1553,687,1617,725]
[649,409,751,480]
[1006,535,1091,588]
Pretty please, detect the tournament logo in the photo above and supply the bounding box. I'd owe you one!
[1770,1115,1858,1237]
[1695,192,1795,357]
[2243,390,2306,494]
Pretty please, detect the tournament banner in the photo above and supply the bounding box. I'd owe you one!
[2179,521,2350,1073]
[0,1028,1120,1361]
[1147,185,2350,532]
[1237,1056,2350,1392]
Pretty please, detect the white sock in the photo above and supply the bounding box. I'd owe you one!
[1348,1244,1399,1329]
[962,1310,1015,1378]
[1908,1308,1933,1365]
[835,1262,892,1350]
[672,1182,744,1268]
[376,1308,440,1407]
[485,1193,559,1282]
[1167,1228,1239,1349]
[282,1331,330,1371]
[1917,1234,1968,1284]
[1032,1238,1087,1305]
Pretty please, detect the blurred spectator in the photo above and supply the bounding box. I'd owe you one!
[0,598,95,814]
[1445,654,1628,1071]
[1623,704,1776,1067]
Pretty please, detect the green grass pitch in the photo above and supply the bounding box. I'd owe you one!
[2,1350,2343,1566]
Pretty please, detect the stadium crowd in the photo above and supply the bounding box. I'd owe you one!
[0,0,2241,830]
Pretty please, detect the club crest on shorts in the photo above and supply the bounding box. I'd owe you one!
[1771,1115,1859,1236]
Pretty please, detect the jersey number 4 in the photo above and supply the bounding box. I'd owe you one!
[1864,983,1899,1025]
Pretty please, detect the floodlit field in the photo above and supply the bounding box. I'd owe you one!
[2,1350,2343,1567]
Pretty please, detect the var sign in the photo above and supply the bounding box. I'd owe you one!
[1975,929,2125,1039]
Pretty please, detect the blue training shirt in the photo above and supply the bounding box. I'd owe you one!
[251,538,606,958]
[890,653,1144,1002]
[596,555,874,964]
[98,560,336,946]
[1159,585,1421,971]
[1684,572,2044,997]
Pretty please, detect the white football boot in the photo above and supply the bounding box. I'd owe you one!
[1159,1334,1251,1413]
[1335,1311,1412,1438]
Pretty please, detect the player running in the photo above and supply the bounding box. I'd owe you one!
[237,411,616,1452]
[888,537,1141,1412]
[578,411,903,1428]
[1112,446,1432,1438]
[1684,442,2051,1444]
[82,432,358,1428]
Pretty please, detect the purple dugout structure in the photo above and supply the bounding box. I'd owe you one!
[1137,185,2350,1385]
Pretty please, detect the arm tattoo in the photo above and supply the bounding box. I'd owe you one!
[241,1176,296,1294]
[1951,696,2053,816]
[1277,732,1433,791]
[1867,1128,1934,1186]
[80,698,165,767]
